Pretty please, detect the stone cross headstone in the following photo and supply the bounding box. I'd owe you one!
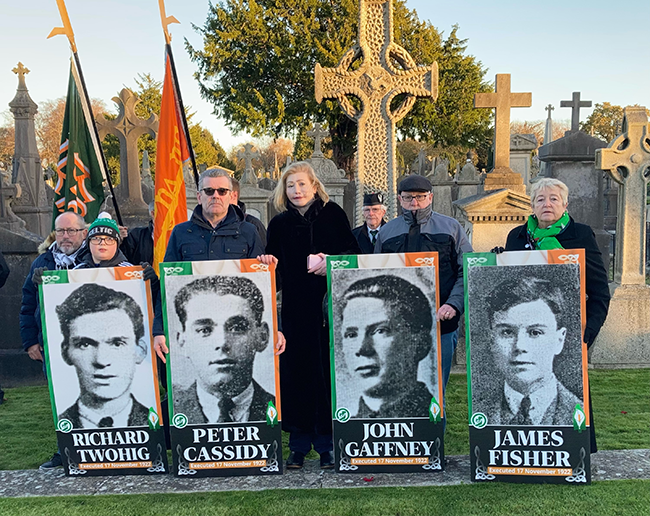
[596,106,650,285]
[474,74,531,194]
[592,106,650,368]
[96,88,158,218]
[457,151,480,199]
[237,143,261,186]
[314,0,438,221]
[560,92,591,134]
[306,123,329,158]
[9,62,51,236]
[543,104,554,145]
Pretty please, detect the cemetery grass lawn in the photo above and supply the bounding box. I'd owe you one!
[0,480,648,516]
[1,370,648,470]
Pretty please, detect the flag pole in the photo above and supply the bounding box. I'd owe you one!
[48,0,123,225]
[158,0,199,189]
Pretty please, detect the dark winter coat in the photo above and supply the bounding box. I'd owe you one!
[163,204,264,263]
[266,199,360,434]
[0,250,9,289]
[505,216,610,454]
[152,204,264,336]
[505,217,611,343]
[352,220,386,254]
[239,201,267,249]
[375,209,473,334]
[20,245,89,352]
[120,221,154,265]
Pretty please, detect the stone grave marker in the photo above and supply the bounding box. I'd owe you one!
[593,106,650,367]
[315,0,438,221]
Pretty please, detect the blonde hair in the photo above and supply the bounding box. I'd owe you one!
[273,161,329,212]
[530,178,569,206]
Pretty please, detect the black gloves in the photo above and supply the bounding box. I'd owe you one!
[490,246,505,254]
[32,267,48,285]
[583,327,598,348]
[140,262,158,283]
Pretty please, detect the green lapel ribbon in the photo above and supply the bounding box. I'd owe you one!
[526,211,570,250]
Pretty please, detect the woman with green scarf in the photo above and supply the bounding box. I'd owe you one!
[504,177,610,453]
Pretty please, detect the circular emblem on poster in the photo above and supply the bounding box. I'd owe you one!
[172,413,188,429]
[471,412,488,429]
[335,407,351,423]
[57,418,73,433]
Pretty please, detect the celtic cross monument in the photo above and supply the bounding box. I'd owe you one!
[314,0,438,220]
[592,106,650,367]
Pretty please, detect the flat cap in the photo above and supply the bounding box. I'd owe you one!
[398,174,432,193]
[363,193,384,206]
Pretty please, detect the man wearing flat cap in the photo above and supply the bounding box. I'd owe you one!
[352,193,387,254]
[375,174,473,397]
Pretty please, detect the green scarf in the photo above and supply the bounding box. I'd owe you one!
[526,211,570,250]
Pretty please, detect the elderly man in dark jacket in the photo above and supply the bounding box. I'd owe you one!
[351,193,387,254]
[152,169,275,361]
[19,211,88,470]
[375,174,473,396]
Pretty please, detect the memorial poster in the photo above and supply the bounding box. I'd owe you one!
[464,250,590,484]
[160,259,282,477]
[327,252,444,473]
[39,267,168,477]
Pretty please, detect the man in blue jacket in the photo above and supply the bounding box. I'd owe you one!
[20,211,88,470]
[152,168,276,361]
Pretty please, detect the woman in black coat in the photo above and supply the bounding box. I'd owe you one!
[504,177,610,452]
[264,161,360,469]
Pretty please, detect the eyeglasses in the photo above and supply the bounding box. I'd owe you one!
[201,187,231,197]
[89,236,117,245]
[55,228,84,235]
[400,194,429,202]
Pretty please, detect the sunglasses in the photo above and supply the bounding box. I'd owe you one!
[201,187,231,197]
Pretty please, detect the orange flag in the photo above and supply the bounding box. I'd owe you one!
[153,51,190,273]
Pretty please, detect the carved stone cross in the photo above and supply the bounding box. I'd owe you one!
[545,104,554,119]
[237,143,260,186]
[96,88,158,215]
[0,171,24,230]
[314,0,437,219]
[474,74,532,170]
[561,92,591,133]
[12,62,30,89]
[307,123,329,158]
[596,106,650,285]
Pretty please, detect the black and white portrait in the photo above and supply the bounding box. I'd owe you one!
[468,264,584,426]
[44,281,157,430]
[331,267,439,419]
[165,273,276,424]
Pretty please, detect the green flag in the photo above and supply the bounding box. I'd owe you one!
[53,60,105,224]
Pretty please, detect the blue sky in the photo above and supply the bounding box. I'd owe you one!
[1,0,648,151]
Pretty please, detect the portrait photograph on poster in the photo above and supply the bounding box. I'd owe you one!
[160,259,282,477]
[39,267,168,477]
[464,250,591,484]
[327,253,445,474]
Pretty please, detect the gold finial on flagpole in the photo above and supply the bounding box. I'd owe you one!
[47,0,78,53]
[159,0,180,45]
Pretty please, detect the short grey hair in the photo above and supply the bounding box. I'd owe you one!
[198,168,233,190]
[363,204,387,212]
[530,178,569,206]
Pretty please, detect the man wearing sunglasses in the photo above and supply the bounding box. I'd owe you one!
[152,168,273,362]
[374,174,473,400]
[20,211,89,470]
